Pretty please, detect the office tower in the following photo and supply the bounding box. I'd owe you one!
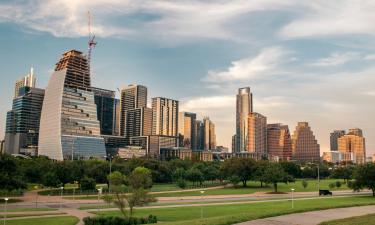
[231,134,236,153]
[203,117,216,150]
[291,122,320,163]
[38,50,106,160]
[119,85,147,136]
[267,123,292,160]
[4,86,44,155]
[236,87,253,152]
[330,130,346,151]
[348,128,363,137]
[125,107,152,138]
[178,112,197,149]
[195,120,204,150]
[152,97,179,136]
[92,87,116,135]
[113,99,121,136]
[247,112,267,154]
[338,130,366,164]
[14,67,36,98]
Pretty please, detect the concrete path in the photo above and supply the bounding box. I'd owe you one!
[236,205,375,225]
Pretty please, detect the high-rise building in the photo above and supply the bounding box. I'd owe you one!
[38,50,106,160]
[125,107,152,138]
[14,67,36,98]
[178,112,197,149]
[247,112,267,154]
[195,120,204,150]
[152,97,178,136]
[231,134,236,153]
[338,129,366,164]
[4,86,44,155]
[330,130,346,151]
[203,117,216,150]
[92,87,116,135]
[236,87,253,152]
[267,123,292,160]
[120,85,148,136]
[291,122,320,163]
[113,99,121,136]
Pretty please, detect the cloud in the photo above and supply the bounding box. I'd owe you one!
[279,1,375,39]
[204,46,292,82]
[310,52,361,67]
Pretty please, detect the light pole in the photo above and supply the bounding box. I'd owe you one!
[104,155,113,193]
[97,188,102,213]
[60,186,64,209]
[200,191,205,220]
[73,181,78,200]
[3,198,8,225]
[34,186,38,208]
[291,189,295,209]
[317,163,320,192]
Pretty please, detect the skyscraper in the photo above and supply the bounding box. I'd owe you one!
[203,117,216,150]
[113,99,121,136]
[247,112,267,154]
[236,87,253,152]
[291,122,320,163]
[38,50,106,160]
[14,67,36,98]
[178,112,197,149]
[330,130,346,151]
[5,86,44,155]
[152,97,179,136]
[92,87,116,135]
[125,107,152,138]
[338,129,366,164]
[120,85,147,136]
[267,123,292,160]
[195,120,204,150]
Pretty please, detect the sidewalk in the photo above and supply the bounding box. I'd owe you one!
[236,205,375,225]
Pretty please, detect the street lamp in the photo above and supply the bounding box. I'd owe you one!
[291,188,295,209]
[34,186,38,208]
[97,188,103,213]
[3,198,8,225]
[73,181,78,200]
[60,186,64,209]
[104,155,113,193]
[200,191,205,220]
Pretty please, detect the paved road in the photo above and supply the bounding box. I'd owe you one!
[236,205,375,225]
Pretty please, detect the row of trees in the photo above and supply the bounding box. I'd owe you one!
[0,154,374,195]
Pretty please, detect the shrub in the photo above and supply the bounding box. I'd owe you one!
[335,181,342,188]
[329,182,336,189]
[83,215,157,225]
[80,177,96,191]
[176,179,187,189]
[301,180,308,189]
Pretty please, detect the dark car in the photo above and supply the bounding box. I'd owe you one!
[319,189,333,196]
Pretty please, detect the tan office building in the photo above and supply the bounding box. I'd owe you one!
[291,122,320,163]
[247,112,267,154]
[152,97,179,137]
[203,117,216,150]
[178,112,197,149]
[338,131,366,164]
[267,123,292,160]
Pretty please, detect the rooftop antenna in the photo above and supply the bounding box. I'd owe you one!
[87,11,97,71]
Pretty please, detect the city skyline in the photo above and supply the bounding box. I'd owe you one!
[1,1,375,155]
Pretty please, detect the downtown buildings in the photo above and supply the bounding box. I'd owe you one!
[291,122,320,163]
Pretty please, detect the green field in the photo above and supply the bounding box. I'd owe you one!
[5,208,57,212]
[153,179,348,197]
[320,213,375,225]
[94,196,375,225]
[5,216,79,225]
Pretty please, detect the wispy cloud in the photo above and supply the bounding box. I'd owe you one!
[204,46,292,82]
[310,52,360,67]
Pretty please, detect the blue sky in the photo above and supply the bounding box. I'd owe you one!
[0,0,374,155]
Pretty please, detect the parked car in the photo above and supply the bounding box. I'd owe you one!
[319,189,333,196]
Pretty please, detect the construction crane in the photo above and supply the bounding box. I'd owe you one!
[87,11,97,70]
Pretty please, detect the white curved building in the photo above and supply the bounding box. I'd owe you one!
[38,50,106,160]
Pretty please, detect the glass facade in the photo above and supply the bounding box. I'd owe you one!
[92,87,116,135]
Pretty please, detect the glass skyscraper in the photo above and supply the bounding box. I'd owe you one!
[236,87,253,152]
[38,50,106,160]
[92,87,116,135]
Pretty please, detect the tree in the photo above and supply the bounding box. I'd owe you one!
[335,181,342,189]
[42,171,61,188]
[263,163,291,193]
[351,163,375,196]
[280,161,302,178]
[0,154,26,191]
[221,158,256,187]
[80,176,96,191]
[186,167,204,186]
[331,166,353,184]
[302,180,308,189]
[172,168,186,182]
[254,160,269,187]
[127,167,153,189]
[105,171,128,218]
[329,182,336,189]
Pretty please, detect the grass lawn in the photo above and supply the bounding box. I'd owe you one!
[320,213,375,225]
[6,208,57,212]
[5,216,79,225]
[153,179,348,197]
[2,212,65,218]
[94,196,375,225]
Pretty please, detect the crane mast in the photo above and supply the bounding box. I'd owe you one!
[87,11,97,72]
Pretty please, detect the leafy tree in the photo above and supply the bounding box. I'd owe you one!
[302,179,308,189]
[253,160,269,187]
[331,166,353,184]
[351,163,375,196]
[229,175,241,187]
[42,171,61,188]
[280,161,302,178]
[335,181,342,188]
[128,167,153,189]
[263,163,291,193]
[105,171,128,218]
[80,176,96,191]
[172,168,186,182]
[127,188,156,216]
[176,179,187,189]
[0,154,26,191]
[221,158,256,187]
[186,167,204,186]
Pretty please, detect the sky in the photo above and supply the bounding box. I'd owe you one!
[0,0,374,155]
